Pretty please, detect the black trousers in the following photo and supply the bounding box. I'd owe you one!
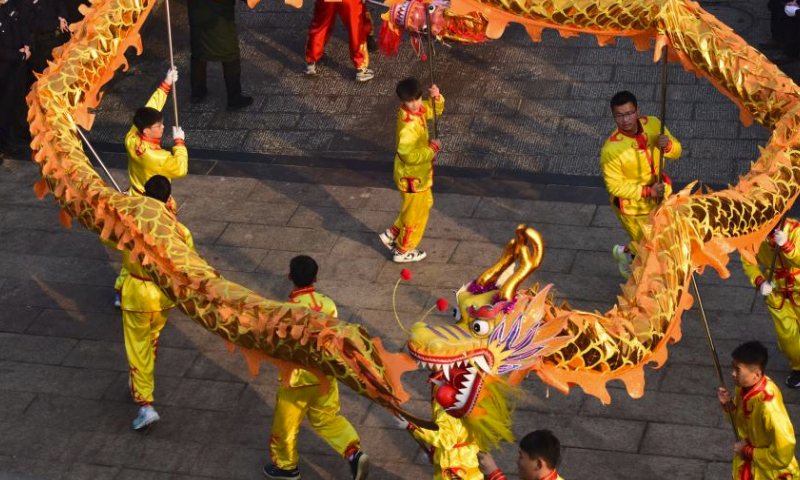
[29,31,69,84]
[190,57,242,101]
[0,61,29,147]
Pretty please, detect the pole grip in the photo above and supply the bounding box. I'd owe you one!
[424,7,438,139]
[164,0,180,127]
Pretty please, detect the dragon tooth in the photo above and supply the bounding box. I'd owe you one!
[442,363,451,380]
[474,356,492,374]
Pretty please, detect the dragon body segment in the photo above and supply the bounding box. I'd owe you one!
[25,0,800,464]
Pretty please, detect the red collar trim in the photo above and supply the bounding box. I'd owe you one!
[541,470,559,480]
[740,376,774,417]
[138,133,162,147]
[615,120,643,139]
[402,104,427,122]
[289,286,315,299]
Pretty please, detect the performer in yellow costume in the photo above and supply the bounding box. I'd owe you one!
[397,402,481,480]
[113,67,188,308]
[265,255,368,480]
[742,218,800,387]
[478,430,566,480]
[378,77,444,264]
[120,175,194,430]
[600,90,681,278]
[717,341,799,480]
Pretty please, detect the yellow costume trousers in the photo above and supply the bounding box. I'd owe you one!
[122,310,170,404]
[270,382,360,469]
[612,205,649,254]
[392,189,434,252]
[766,300,800,370]
[115,266,129,292]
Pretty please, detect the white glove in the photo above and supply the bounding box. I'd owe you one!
[172,126,185,141]
[164,67,178,85]
[393,414,410,430]
[786,4,799,16]
[774,229,788,247]
[760,281,775,297]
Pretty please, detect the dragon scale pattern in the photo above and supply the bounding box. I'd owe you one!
[26,0,800,419]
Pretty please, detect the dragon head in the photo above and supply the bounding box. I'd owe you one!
[407,225,572,447]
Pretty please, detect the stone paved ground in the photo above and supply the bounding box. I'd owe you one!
[76,0,789,186]
[0,157,796,480]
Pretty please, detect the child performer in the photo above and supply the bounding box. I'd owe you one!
[600,90,681,279]
[477,430,566,480]
[378,77,444,264]
[717,341,799,479]
[113,67,188,307]
[120,175,194,430]
[264,255,368,480]
[743,219,800,388]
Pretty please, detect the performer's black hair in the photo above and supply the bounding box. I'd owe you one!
[732,341,769,372]
[290,255,319,288]
[144,175,172,203]
[133,107,164,132]
[610,90,638,109]
[519,429,561,469]
[396,77,423,101]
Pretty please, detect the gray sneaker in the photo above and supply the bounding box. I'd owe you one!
[355,68,374,82]
[132,405,159,430]
[304,63,317,76]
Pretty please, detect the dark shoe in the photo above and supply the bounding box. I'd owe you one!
[759,40,783,50]
[348,451,369,480]
[786,371,800,388]
[263,464,300,479]
[227,95,254,111]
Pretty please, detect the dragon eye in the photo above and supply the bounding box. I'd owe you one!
[453,308,461,320]
[471,320,490,337]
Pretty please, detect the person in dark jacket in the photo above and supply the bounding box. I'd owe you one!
[25,0,70,82]
[0,0,31,155]
[187,0,253,110]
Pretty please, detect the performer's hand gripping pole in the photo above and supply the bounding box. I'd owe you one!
[164,0,180,127]
[424,5,438,139]
[690,275,739,440]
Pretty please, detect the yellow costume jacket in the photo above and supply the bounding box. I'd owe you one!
[125,82,188,195]
[283,286,337,387]
[412,402,481,480]
[724,376,799,479]
[120,213,193,312]
[600,116,682,215]
[394,95,445,193]
[742,219,800,309]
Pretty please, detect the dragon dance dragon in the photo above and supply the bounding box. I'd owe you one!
[23,0,800,477]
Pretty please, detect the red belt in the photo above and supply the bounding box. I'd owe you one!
[129,273,152,282]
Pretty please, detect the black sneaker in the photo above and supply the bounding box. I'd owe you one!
[263,464,300,480]
[348,451,369,480]
[786,371,800,388]
[227,96,254,111]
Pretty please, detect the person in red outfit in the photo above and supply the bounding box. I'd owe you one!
[478,430,566,480]
[304,0,374,82]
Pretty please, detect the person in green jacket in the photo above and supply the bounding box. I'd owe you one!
[188,0,253,110]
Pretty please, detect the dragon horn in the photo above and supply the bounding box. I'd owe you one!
[475,224,525,286]
[499,227,545,301]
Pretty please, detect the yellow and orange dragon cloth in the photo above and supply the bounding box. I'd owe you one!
[24,0,800,477]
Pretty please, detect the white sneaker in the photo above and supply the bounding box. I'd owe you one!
[379,229,396,250]
[393,248,426,263]
[304,63,317,76]
[132,405,160,430]
[612,245,632,279]
[355,68,374,82]
[113,292,121,308]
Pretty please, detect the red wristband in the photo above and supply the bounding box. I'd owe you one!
[642,185,652,198]
[159,81,172,93]
[174,139,185,147]
[429,141,441,154]
[664,139,672,153]
[781,240,795,254]
[743,444,754,459]
[755,276,765,288]
[488,469,507,480]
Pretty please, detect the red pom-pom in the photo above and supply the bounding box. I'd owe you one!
[435,384,457,408]
[436,298,448,311]
[421,53,428,61]
[378,20,402,56]
[400,269,412,281]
